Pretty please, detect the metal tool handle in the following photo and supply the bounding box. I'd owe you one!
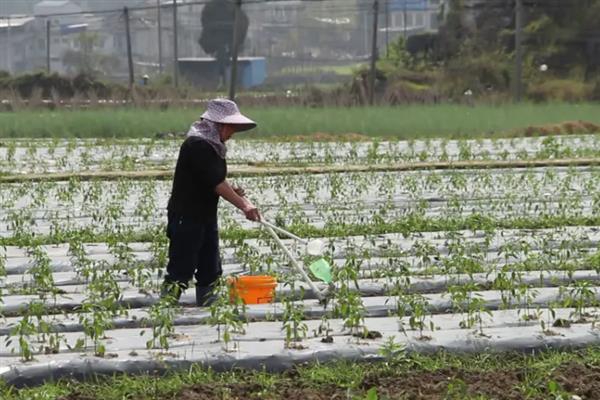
[260,220,308,245]
[261,224,324,301]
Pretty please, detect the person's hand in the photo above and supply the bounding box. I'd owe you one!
[242,203,261,221]
[233,186,246,197]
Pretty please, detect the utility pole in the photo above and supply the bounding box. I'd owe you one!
[513,0,524,102]
[172,0,179,88]
[6,16,11,74]
[124,7,135,90]
[384,0,389,55]
[369,0,379,106]
[157,0,163,74]
[228,0,242,101]
[46,20,51,73]
[403,0,408,39]
[364,13,369,55]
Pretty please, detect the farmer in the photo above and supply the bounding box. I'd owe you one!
[161,98,261,306]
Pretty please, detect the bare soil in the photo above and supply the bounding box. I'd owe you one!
[552,361,600,400]
[520,120,600,136]
[58,360,600,400]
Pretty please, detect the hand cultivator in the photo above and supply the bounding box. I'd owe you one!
[260,220,332,302]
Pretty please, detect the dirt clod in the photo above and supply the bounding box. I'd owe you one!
[553,318,572,328]
[352,330,383,340]
[320,335,334,343]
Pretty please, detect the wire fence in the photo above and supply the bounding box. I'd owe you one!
[0,0,598,103]
[0,0,444,92]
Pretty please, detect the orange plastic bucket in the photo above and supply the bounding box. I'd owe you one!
[228,275,277,304]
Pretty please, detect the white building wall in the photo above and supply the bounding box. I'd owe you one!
[0,17,45,74]
[387,0,442,33]
[33,0,84,26]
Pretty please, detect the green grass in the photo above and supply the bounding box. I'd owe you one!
[0,103,599,139]
[0,108,200,138]
[2,347,599,399]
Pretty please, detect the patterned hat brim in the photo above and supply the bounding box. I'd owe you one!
[200,113,257,132]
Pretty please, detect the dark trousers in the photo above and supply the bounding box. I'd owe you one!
[163,212,222,289]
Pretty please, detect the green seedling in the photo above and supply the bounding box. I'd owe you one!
[8,309,36,362]
[79,267,124,357]
[282,295,308,348]
[145,296,178,351]
[378,335,406,367]
[209,277,246,352]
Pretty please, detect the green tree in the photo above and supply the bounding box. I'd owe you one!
[430,0,600,97]
[523,0,600,79]
[465,0,600,79]
[435,0,470,61]
[385,36,411,68]
[198,0,249,87]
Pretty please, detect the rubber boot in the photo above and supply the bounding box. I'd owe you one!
[195,285,217,307]
[160,281,183,304]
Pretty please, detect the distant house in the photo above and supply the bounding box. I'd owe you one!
[25,0,163,79]
[126,0,208,76]
[384,0,444,36]
[33,0,89,74]
[245,0,305,57]
[0,16,45,73]
[158,0,208,61]
[246,0,359,72]
[33,0,83,26]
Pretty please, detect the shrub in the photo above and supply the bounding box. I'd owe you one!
[527,79,592,102]
[406,33,438,61]
[383,80,440,105]
[4,72,73,98]
[0,72,129,100]
[590,78,600,102]
[72,73,110,98]
[441,52,511,99]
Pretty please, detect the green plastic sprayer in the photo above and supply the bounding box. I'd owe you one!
[260,221,332,302]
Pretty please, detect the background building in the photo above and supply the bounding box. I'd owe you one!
[0,0,447,86]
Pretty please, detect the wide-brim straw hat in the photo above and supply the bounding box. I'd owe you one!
[201,98,257,132]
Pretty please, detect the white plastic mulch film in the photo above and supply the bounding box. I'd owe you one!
[2,135,600,387]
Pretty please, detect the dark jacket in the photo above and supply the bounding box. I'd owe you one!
[167,136,227,221]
